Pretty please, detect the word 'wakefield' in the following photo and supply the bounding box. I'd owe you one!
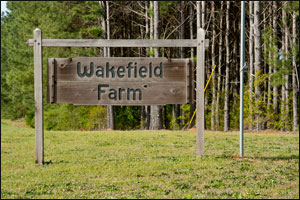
[77,62,163,78]
[47,57,193,105]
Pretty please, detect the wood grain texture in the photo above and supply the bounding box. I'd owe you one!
[188,60,195,104]
[34,28,44,164]
[54,57,188,82]
[196,28,205,157]
[27,39,210,48]
[47,58,55,103]
[56,81,187,105]
[47,57,191,105]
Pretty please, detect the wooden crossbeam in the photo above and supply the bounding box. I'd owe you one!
[27,39,209,48]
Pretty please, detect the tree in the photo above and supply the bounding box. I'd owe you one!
[188,1,196,128]
[272,1,279,116]
[292,4,299,131]
[150,1,163,130]
[267,2,272,129]
[1,1,298,132]
[254,1,263,130]
[216,1,223,130]
[179,1,185,127]
[145,1,151,130]
[172,2,184,129]
[105,1,115,130]
[283,2,290,131]
[211,1,216,130]
[224,1,230,132]
[248,1,254,130]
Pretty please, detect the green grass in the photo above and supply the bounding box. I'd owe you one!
[1,119,299,199]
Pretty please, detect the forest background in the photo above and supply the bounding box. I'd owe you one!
[1,1,299,132]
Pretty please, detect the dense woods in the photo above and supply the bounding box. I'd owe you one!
[1,1,299,131]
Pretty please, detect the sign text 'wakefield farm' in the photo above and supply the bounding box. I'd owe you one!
[47,57,193,105]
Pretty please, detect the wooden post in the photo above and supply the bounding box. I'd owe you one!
[34,28,44,164]
[196,28,205,157]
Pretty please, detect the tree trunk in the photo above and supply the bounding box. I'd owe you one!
[180,1,185,58]
[224,1,230,132]
[254,1,263,130]
[145,1,149,39]
[201,1,208,130]
[273,1,279,115]
[211,1,216,131]
[197,1,201,29]
[262,8,267,129]
[140,106,145,129]
[172,105,180,129]
[150,1,153,40]
[222,75,225,95]
[146,106,150,130]
[292,9,298,132]
[179,1,185,127]
[263,9,266,116]
[249,1,254,130]
[280,10,285,131]
[216,1,223,131]
[150,1,163,130]
[106,1,110,57]
[201,1,205,29]
[173,3,182,129]
[283,2,289,131]
[189,1,194,60]
[100,1,107,57]
[189,1,196,127]
[233,29,238,125]
[146,1,154,130]
[267,6,272,129]
[144,1,150,130]
[105,1,115,130]
[281,84,285,131]
[281,2,286,131]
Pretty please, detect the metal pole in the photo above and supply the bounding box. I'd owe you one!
[240,1,245,158]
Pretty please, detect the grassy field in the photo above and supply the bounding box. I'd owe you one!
[1,119,299,199]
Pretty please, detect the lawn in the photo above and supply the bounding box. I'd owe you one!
[1,119,299,199]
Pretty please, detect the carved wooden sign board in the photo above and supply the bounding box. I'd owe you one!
[47,57,193,105]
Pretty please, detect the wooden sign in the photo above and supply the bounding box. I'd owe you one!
[47,57,193,105]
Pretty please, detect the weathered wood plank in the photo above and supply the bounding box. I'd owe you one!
[51,57,188,82]
[55,81,187,105]
[187,60,195,104]
[48,57,190,105]
[34,28,44,164]
[185,60,191,104]
[47,58,54,103]
[27,39,210,48]
[196,28,205,157]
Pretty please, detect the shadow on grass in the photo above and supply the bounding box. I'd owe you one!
[43,160,70,165]
[214,154,299,161]
[256,155,299,161]
[43,160,53,165]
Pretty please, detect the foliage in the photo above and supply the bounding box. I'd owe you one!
[1,1,299,131]
[86,106,107,130]
[114,106,141,130]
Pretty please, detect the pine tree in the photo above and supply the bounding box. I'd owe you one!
[254,1,263,130]
[224,1,230,132]
[150,1,163,130]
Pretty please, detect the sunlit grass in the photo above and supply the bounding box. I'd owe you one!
[1,119,299,199]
